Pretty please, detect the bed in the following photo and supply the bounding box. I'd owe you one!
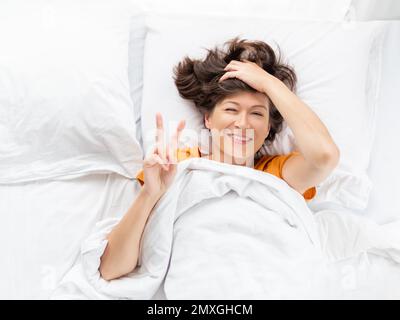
[0,1,399,300]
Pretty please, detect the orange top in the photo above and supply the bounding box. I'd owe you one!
[136,147,316,201]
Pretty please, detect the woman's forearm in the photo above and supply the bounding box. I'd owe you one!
[99,188,160,281]
[263,76,339,167]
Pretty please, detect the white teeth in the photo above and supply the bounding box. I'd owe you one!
[227,133,252,142]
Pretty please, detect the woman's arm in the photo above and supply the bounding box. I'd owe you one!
[220,60,340,193]
[261,75,340,194]
[99,188,161,281]
[261,75,339,168]
[99,114,185,281]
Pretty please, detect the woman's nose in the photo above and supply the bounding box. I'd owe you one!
[234,113,250,129]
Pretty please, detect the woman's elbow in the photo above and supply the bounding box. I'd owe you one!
[99,262,120,281]
[314,144,340,170]
[99,264,137,281]
[99,253,138,281]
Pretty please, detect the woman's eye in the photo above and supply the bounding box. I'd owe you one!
[225,108,237,112]
[252,112,263,117]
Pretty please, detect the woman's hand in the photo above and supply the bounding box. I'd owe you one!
[142,113,185,200]
[219,59,275,93]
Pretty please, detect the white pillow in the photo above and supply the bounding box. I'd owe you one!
[127,0,353,145]
[365,22,400,224]
[0,0,143,183]
[128,9,147,146]
[140,14,386,210]
[131,0,351,21]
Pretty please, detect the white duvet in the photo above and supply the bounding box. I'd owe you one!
[53,158,400,299]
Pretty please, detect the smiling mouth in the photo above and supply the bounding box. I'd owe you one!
[226,133,253,144]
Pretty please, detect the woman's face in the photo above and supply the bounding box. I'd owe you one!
[204,91,270,165]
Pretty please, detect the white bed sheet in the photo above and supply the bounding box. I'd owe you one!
[0,174,140,299]
[52,159,400,300]
[365,21,400,223]
[1,22,398,301]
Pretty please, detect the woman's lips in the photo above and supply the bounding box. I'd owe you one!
[226,133,253,145]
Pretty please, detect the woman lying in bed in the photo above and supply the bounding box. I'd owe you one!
[99,38,340,281]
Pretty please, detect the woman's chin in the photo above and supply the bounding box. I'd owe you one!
[221,150,255,166]
[231,146,256,164]
[233,155,254,166]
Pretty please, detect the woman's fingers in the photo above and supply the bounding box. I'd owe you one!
[154,114,186,166]
[224,60,245,71]
[145,145,169,170]
[155,113,171,166]
[224,65,238,72]
[224,66,236,72]
[224,59,253,72]
[176,119,186,134]
[221,60,246,82]
[155,113,166,160]
[145,153,169,171]
[154,153,170,171]
[168,120,185,164]
[219,71,240,82]
[166,142,172,165]
[175,120,186,144]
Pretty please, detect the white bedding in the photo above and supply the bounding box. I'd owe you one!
[365,21,400,224]
[1,17,398,301]
[0,173,140,299]
[0,0,143,184]
[53,158,400,300]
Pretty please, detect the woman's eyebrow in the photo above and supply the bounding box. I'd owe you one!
[251,105,268,110]
[223,101,268,110]
[224,101,240,106]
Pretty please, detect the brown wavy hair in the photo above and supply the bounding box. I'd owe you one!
[173,37,297,146]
